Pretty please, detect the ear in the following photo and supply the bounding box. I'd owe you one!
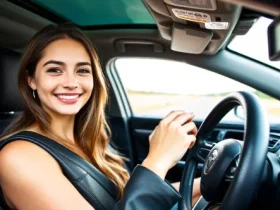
[27,74,37,90]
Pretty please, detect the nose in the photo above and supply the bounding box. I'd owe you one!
[62,72,79,89]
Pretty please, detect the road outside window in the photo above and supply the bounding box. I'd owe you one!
[115,58,280,123]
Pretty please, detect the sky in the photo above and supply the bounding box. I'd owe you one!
[116,17,280,95]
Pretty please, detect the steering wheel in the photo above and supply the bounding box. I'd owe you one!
[178,91,270,210]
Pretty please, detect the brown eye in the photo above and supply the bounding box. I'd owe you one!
[77,69,91,74]
[47,68,62,73]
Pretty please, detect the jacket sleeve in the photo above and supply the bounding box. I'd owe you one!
[114,165,181,210]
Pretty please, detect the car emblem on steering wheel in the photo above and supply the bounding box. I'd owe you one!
[204,149,218,174]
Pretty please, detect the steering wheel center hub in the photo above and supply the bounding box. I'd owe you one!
[204,148,219,174]
[201,139,242,201]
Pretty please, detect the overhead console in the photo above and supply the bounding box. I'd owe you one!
[142,0,257,55]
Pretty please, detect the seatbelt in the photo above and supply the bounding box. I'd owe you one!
[0,131,117,210]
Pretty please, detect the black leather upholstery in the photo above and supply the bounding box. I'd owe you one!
[0,131,181,210]
[0,48,23,134]
[0,48,23,112]
[1,131,117,209]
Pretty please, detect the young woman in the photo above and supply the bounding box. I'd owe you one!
[0,24,200,210]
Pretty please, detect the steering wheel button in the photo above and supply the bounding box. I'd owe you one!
[197,148,210,161]
[230,167,236,174]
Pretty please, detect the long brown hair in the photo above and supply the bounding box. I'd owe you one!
[0,24,129,196]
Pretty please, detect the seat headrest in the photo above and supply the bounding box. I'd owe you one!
[0,48,24,112]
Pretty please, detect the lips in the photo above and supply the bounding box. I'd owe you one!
[54,93,82,104]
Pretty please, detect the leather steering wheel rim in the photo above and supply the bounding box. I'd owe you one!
[179,91,270,210]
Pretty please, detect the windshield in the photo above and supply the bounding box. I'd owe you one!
[228,17,280,70]
[31,0,155,26]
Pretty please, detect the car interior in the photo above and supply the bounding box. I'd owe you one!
[0,0,280,209]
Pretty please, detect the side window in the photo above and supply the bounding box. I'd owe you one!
[115,58,280,123]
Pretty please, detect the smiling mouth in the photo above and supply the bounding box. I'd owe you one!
[54,94,82,104]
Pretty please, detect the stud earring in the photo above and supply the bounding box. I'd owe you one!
[33,90,36,99]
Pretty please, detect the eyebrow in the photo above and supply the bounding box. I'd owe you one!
[43,60,91,67]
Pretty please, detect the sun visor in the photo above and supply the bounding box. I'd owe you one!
[142,0,257,55]
[172,23,213,54]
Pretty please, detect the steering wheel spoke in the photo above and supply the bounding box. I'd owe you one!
[224,154,240,182]
[192,196,221,210]
[194,141,215,162]
[192,196,208,210]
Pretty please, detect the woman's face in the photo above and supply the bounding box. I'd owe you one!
[28,38,94,118]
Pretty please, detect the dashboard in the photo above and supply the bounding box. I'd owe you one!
[207,127,280,153]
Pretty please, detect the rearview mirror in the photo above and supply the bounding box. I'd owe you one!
[268,17,280,61]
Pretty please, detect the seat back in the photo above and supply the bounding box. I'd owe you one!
[0,47,23,133]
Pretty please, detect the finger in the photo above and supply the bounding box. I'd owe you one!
[186,114,195,123]
[181,121,196,134]
[190,126,197,136]
[187,135,196,148]
[189,123,198,135]
[161,110,185,124]
[189,140,196,148]
[173,112,194,125]
[149,126,157,142]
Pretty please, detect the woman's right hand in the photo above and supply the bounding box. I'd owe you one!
[142,111,197,179]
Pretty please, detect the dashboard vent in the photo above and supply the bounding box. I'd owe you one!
[269,137,279,151]
[208,130,220,141]
[224,131,244,140]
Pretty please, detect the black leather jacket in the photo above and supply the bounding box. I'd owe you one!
[115,165,180,209]
[0,131,181,210]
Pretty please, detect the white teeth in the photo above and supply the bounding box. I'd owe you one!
[57,95,79,100]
